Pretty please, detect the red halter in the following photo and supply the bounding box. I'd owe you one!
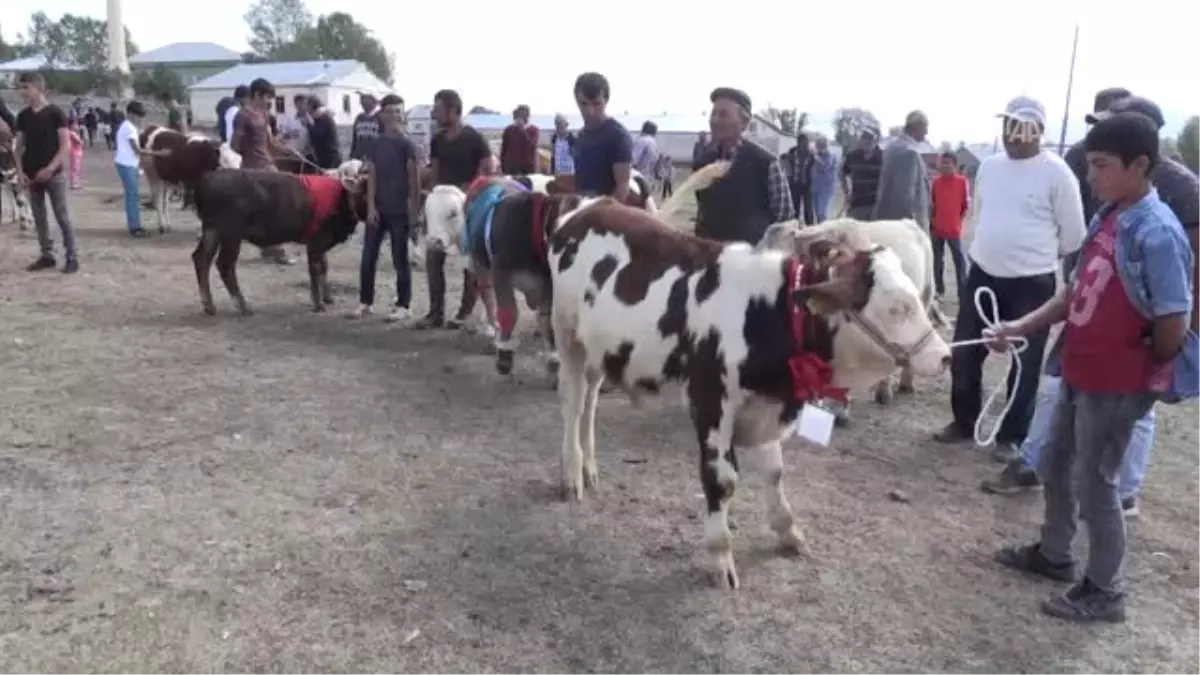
[785,258,849,405]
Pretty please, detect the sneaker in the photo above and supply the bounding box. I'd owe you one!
[1041,577,1126,623]
[1122,497,1139,519]
[345,304,373,319]
[446,313,470,330]
[385,306,411,323]
[61,259,78,274]
[981,460,1041,494]
[993,542,1076,582]
[932,422,973,444]
[413,313,444,330]
[130,229,149,239]
[26,255,56,271]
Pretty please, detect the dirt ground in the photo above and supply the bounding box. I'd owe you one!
[1,147,1197,673]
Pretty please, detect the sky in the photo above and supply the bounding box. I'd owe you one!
[4,0,1197,144]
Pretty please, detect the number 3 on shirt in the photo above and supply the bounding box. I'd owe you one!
[1068,256,1114,326]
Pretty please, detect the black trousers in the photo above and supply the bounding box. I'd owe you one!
[931,235,966,297]
[949,261,1057,445]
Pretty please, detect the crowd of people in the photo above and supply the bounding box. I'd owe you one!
[1,67,1197,624]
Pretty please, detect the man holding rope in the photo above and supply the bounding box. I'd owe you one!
[231,77,295,265]
[933,96,1086,455]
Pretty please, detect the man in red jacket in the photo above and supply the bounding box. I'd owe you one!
[929,151,970,299]
[499,104,539,175]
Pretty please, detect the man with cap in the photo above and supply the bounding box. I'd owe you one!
[983,94,1200,510]
[934,95,1087,452]
[873,110,931,226]
[840,127,883,220]
[693,87,794,245]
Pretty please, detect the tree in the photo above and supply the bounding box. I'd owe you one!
[244,0,313,56]
[1178,116,1199,174]
[26,11,138,70]
[1,25,37,61]
[134,65,186,103]
[832,107,881,150]
[249,8,395,84]
[469,105,499,115]
[761,105,807,136]
[938,141,953,153]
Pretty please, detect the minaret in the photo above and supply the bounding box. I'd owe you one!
[106,0,132,98]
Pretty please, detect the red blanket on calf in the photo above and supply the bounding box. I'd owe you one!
[297,174,344,238]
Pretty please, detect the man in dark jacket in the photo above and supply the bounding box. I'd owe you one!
[693,87,794,244]
[349,92,380,161]
[781,134,815,224]
[549,114,575,175]
[1061,87,1132,278]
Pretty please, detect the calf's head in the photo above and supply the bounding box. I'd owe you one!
[794,240,951,392]
[423,184,467,251]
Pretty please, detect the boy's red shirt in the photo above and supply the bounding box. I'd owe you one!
[1061,212,1171,394]
[930,173,969,239]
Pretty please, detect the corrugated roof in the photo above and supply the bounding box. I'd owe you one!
[0,54,85,72]
[130,42,242,65]
[188,60,365,90]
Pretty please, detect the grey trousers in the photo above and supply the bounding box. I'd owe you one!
[1038,383,1157,593]
[28,172,78,262]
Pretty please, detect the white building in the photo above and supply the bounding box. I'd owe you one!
[187,59,393,126]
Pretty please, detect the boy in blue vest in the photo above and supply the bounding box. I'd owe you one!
[984,112,1196,623]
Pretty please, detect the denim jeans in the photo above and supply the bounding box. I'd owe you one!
[950,261,1058,444]
[1018,376,1156,501]
[115,163,142,233]
[812,188,833,222]
[931,236,966,297]
[28,171,78,262]
[359,213,411,307]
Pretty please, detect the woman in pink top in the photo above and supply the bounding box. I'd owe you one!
[67,118,84,189]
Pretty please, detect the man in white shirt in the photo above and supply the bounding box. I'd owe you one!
[113,100,147,237]
[279,93,311,160]
[934,96,1087,450]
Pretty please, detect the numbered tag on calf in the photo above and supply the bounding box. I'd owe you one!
[796,404,836,447]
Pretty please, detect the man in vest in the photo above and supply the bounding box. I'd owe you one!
[693,87,795,245]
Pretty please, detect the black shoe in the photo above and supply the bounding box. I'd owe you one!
[994,542,1076,582]
[446,312,471,329]
[414,313,444,330]
[1121,497,1139,519]
[61,259,78,274]
[932,422,973,444]
[981,460,1041,494]
[130,229,149,238]
[1041,577,1126,623]
[27,255,56,271]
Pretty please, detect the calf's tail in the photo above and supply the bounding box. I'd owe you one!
[656,160,732,234]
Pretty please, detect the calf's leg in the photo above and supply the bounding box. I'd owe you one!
[580,367,604,489]
[873,374,895,405]
[557,338,590,501]
[192,229,220,315]
[759,441,809,555]
[492,269,519,374]
[898,364,915,394]
[689,372,742,589]
[306,246,324,312]
[214,234,251,315]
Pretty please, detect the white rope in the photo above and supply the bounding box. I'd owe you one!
[947,286,1029,447]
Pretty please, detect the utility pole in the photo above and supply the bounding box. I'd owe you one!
[1057,23,1080,154]
[106,0,132,99]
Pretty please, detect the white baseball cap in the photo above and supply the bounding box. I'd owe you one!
[997,96,1047,126]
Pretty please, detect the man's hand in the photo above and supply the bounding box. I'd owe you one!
[16,171,29,186]
[366,207,380,228]
[32,167,54,183]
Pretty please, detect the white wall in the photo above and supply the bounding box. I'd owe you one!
[189,76,391,127]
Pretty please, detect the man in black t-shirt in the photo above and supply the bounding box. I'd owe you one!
[416,88,495,330]
[13,72,79,273]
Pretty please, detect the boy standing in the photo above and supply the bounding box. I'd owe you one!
[570,72,632,203]
[929,151,970,299]
[987,112,1196,622]
[349,94,419,322]
[13,72,79,273]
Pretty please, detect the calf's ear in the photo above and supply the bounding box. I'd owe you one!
[792,280,851,315]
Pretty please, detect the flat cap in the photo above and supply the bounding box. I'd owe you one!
[710,87,752,113]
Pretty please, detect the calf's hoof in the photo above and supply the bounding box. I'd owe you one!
[897,382,915,395]
[834,411,853,428]
[583,462,599,490]
[873,385,893,405]
[560,479,584,502]
[545,358,560,377]
[713,554,740,590]
[777,528,812,557]
[496,350,515,375]
[311,304,325,313]
[238,307,254,317]
[202,304,217,316]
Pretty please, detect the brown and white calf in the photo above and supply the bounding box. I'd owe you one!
[138,126,240,232]
[758,218,948,415]
[547,200,951,589]
[1,167,32,231]
[191,169,366,316]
